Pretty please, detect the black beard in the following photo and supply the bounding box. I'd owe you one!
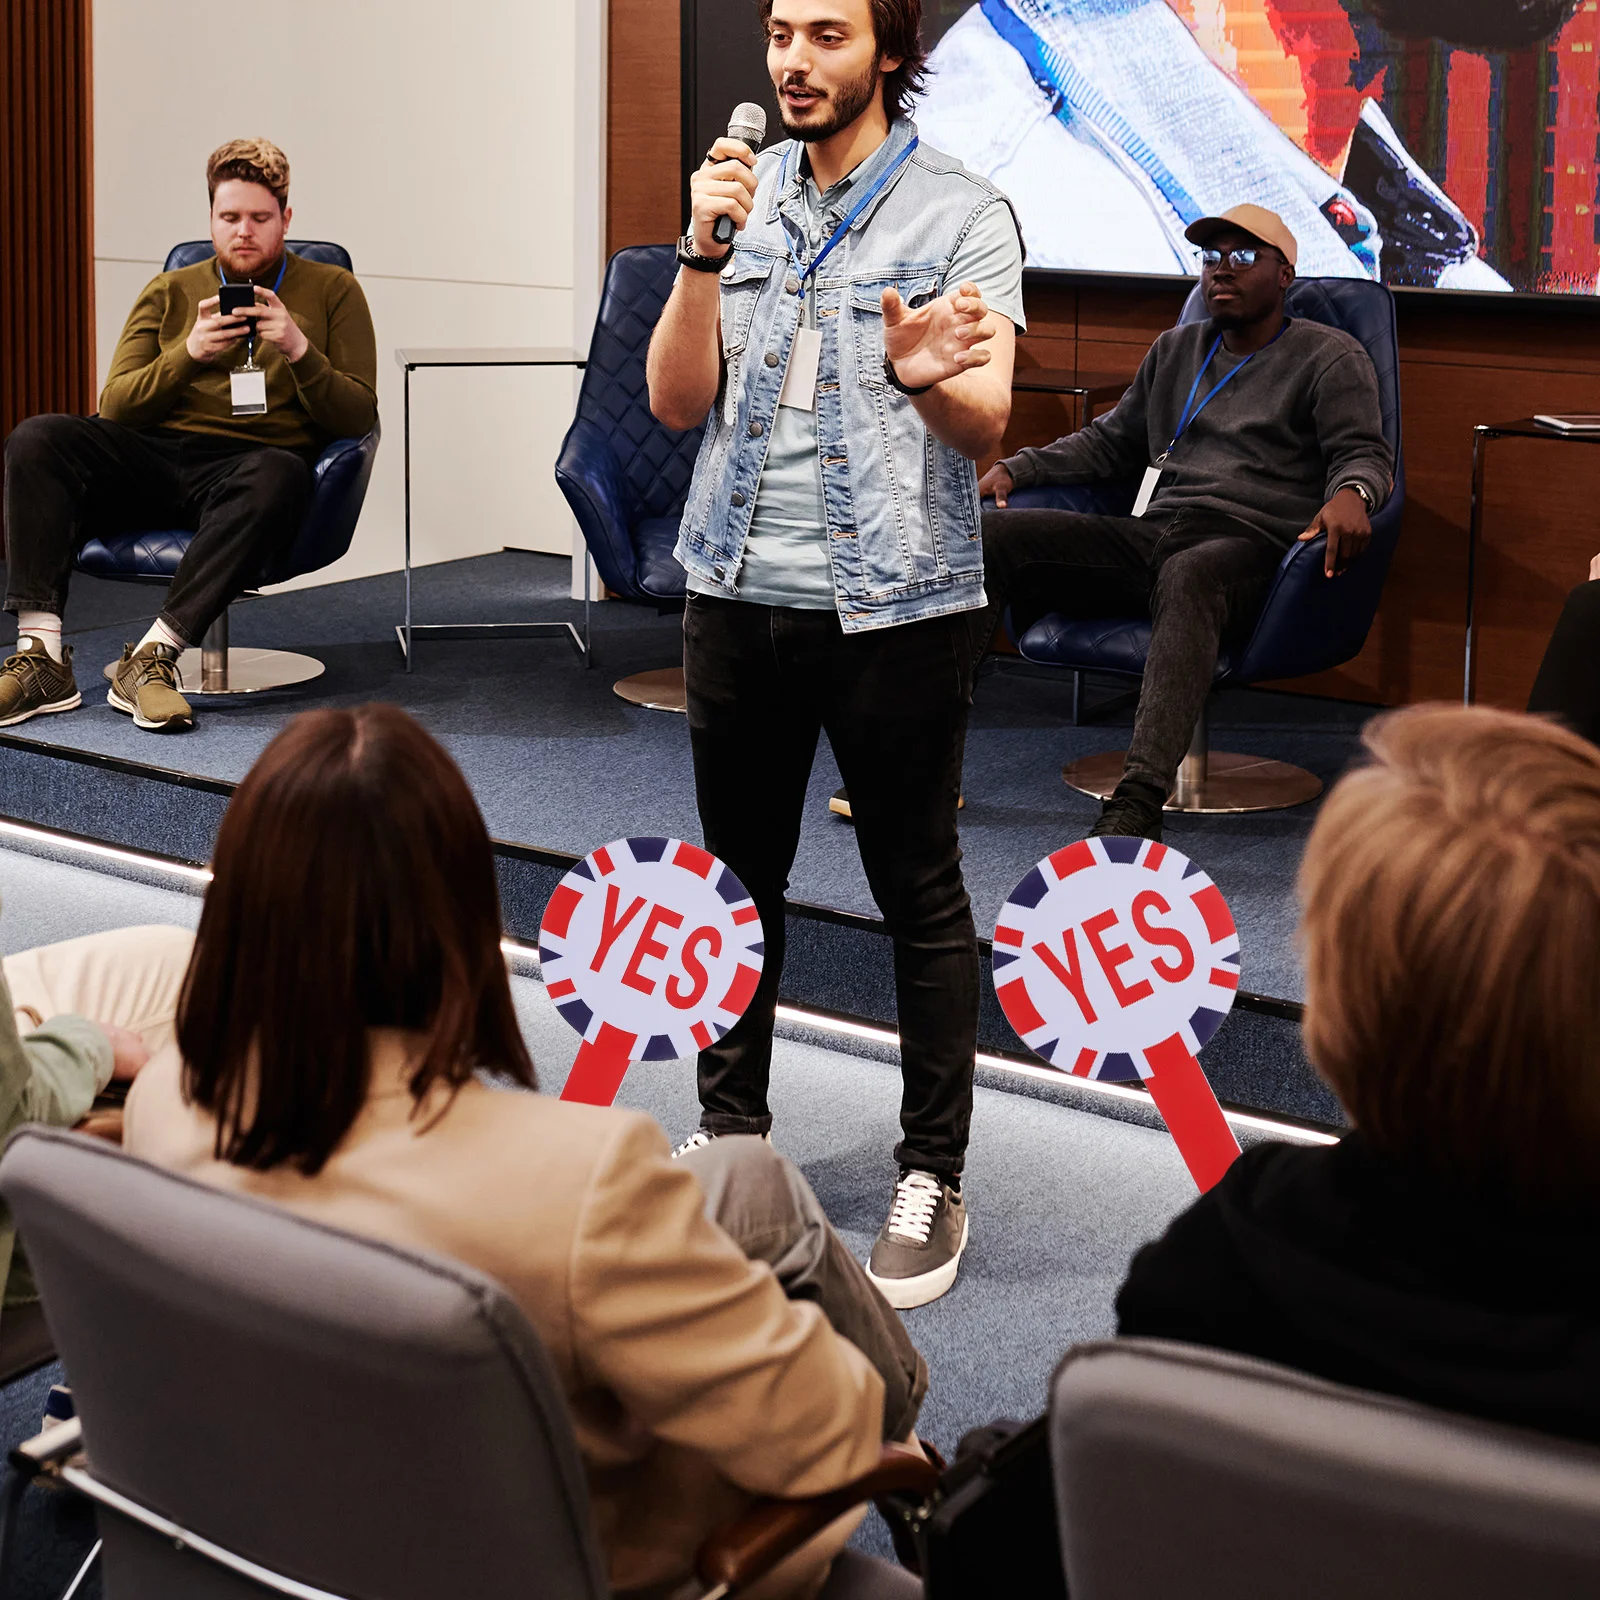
[779,63,880,143]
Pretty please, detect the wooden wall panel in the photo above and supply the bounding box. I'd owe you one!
[608,0,1600,711]
[1,0,95,448]
[606,0,681,255]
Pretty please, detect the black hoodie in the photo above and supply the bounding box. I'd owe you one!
[1116,1132,1600,1443]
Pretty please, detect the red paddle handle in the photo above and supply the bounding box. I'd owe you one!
[1143,1034,1242,1192]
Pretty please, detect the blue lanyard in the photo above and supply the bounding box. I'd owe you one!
[219,256,288,365]
[1161,320,1290,461]
[782,137,919,287]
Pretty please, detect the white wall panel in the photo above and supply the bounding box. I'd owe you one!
[91,0,589,585]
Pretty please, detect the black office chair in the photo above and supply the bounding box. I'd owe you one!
[0,1127,929,1599]
[76,239,380,696]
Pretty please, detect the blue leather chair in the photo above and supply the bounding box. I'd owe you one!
[555,245,705,711]
[1004,277,1403,812]
[75,239,380,694]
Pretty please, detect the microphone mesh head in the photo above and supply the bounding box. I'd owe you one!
[728,103,768,150]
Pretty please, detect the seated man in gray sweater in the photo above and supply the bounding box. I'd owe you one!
[977,204,1393,841]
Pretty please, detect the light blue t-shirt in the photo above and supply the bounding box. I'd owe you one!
[692,147,1027,611]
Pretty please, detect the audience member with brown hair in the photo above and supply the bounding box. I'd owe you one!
[1118,702,1600,1441]
[122,703,924,1600]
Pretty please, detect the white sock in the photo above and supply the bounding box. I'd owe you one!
[16,612,62,663]
[136,619,187,655]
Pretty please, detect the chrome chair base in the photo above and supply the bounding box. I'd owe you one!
[614,667,686,713]
[1062,701,1323,814]
[99,612,325,695]
[1062,749,1323,814]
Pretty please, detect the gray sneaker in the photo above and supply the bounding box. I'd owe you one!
[0,639,80,726]
[671,1127,773,1159]
[867,1168,968,1309]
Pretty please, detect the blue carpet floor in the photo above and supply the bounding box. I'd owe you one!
[0,845,1218,1584]
[0,552,1382,1004]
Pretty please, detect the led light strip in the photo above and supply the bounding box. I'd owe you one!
[0,818,1337,1146]
[775,1001,1338,1146]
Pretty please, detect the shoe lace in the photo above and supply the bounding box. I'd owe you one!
[672,1128,716,1159]
[884,1169,943,1245]
[134,648,180,691]
[0,651,52,693]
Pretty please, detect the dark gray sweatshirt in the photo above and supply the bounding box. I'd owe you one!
[1002,318,1393,547]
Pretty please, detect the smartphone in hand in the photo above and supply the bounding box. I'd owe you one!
[217,283,256,317]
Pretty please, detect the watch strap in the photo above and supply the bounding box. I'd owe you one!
[1334,479,1375,512]
[882,354,935,397]
[677,232,731,274]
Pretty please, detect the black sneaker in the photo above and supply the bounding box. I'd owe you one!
[867,1168,968,1308]
[1088,782,1165,841]
[0,639,80,726]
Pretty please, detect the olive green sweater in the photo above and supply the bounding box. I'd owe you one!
[99,252,378,452]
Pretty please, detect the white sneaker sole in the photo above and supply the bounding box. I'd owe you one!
[867,1211,969,1310]
[0,691,81,727]
[107,684,192,732]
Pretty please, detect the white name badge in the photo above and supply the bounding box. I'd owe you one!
[230,366,268,417]
[1131,460,1164,518]
[777,326,822,411]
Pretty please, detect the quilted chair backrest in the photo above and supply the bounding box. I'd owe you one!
[162,240,354,272]
[576,246,707,524]
[1178,276,1402,473]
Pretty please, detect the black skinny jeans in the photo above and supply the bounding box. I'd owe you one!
[682,593,979,1179]
[974,506,1285,796]
[1528,579,1600,747]
[3,415,314,643]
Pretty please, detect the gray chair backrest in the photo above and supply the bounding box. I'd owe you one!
[0,1127,609,1600]
[1050,1339,1600,1600]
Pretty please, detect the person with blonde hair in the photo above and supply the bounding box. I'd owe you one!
[1117,702,1600,1439]
[1,137,376,734]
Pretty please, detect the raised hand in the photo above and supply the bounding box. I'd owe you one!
[690,138,759,260]
[185,295,251,365]
[882,279,994,394]
[236,287,309,362]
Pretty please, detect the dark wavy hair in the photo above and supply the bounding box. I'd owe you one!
[178,704,534,1176]
[760,0,929,122]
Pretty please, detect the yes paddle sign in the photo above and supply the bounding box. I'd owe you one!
[539,837,765,1104]
[994,836,1243,1190]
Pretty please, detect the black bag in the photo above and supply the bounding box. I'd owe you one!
[915,1415,1068,1598]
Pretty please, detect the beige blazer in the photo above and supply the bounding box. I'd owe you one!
[124,1050,885,1599]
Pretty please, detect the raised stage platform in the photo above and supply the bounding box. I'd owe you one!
[0,551,1378,1128]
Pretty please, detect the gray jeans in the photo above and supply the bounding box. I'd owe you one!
[679,1137,927,1442]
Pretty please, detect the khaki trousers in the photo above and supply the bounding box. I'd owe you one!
[7,923,195,1074]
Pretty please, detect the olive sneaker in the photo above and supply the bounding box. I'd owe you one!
[108,641,193,732]
[867,1168,968,1309]
[0,638,80,726]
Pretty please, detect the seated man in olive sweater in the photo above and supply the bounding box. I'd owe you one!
[976,204,1392,841]
[0,137,377,733]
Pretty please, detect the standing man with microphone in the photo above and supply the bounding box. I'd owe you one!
[648,0,1024,1308]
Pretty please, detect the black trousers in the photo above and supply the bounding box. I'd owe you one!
[682,593,979,1180]
[975,506,1285,795]
[1528,579,1600,746]
[3,415,314,643]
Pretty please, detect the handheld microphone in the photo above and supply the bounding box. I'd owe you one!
[712,103,768,246]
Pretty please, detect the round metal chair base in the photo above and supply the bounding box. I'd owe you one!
[614,667,687,714]
[1063,749,1323,814]
[102,649,326,695]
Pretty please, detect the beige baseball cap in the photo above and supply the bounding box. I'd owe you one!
[1184,204,1298,267]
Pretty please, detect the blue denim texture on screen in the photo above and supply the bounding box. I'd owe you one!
[674,118,1014,633]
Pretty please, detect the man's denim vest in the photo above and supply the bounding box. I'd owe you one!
[674,118,1012,633]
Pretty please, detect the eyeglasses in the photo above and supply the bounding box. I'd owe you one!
[1199,247,1269,269]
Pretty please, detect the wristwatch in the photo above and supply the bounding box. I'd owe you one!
[677,232,731,274]
[882,354,935,397]
[1335,480,1376,513]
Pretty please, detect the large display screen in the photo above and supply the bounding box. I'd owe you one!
[916,1,1598,295]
